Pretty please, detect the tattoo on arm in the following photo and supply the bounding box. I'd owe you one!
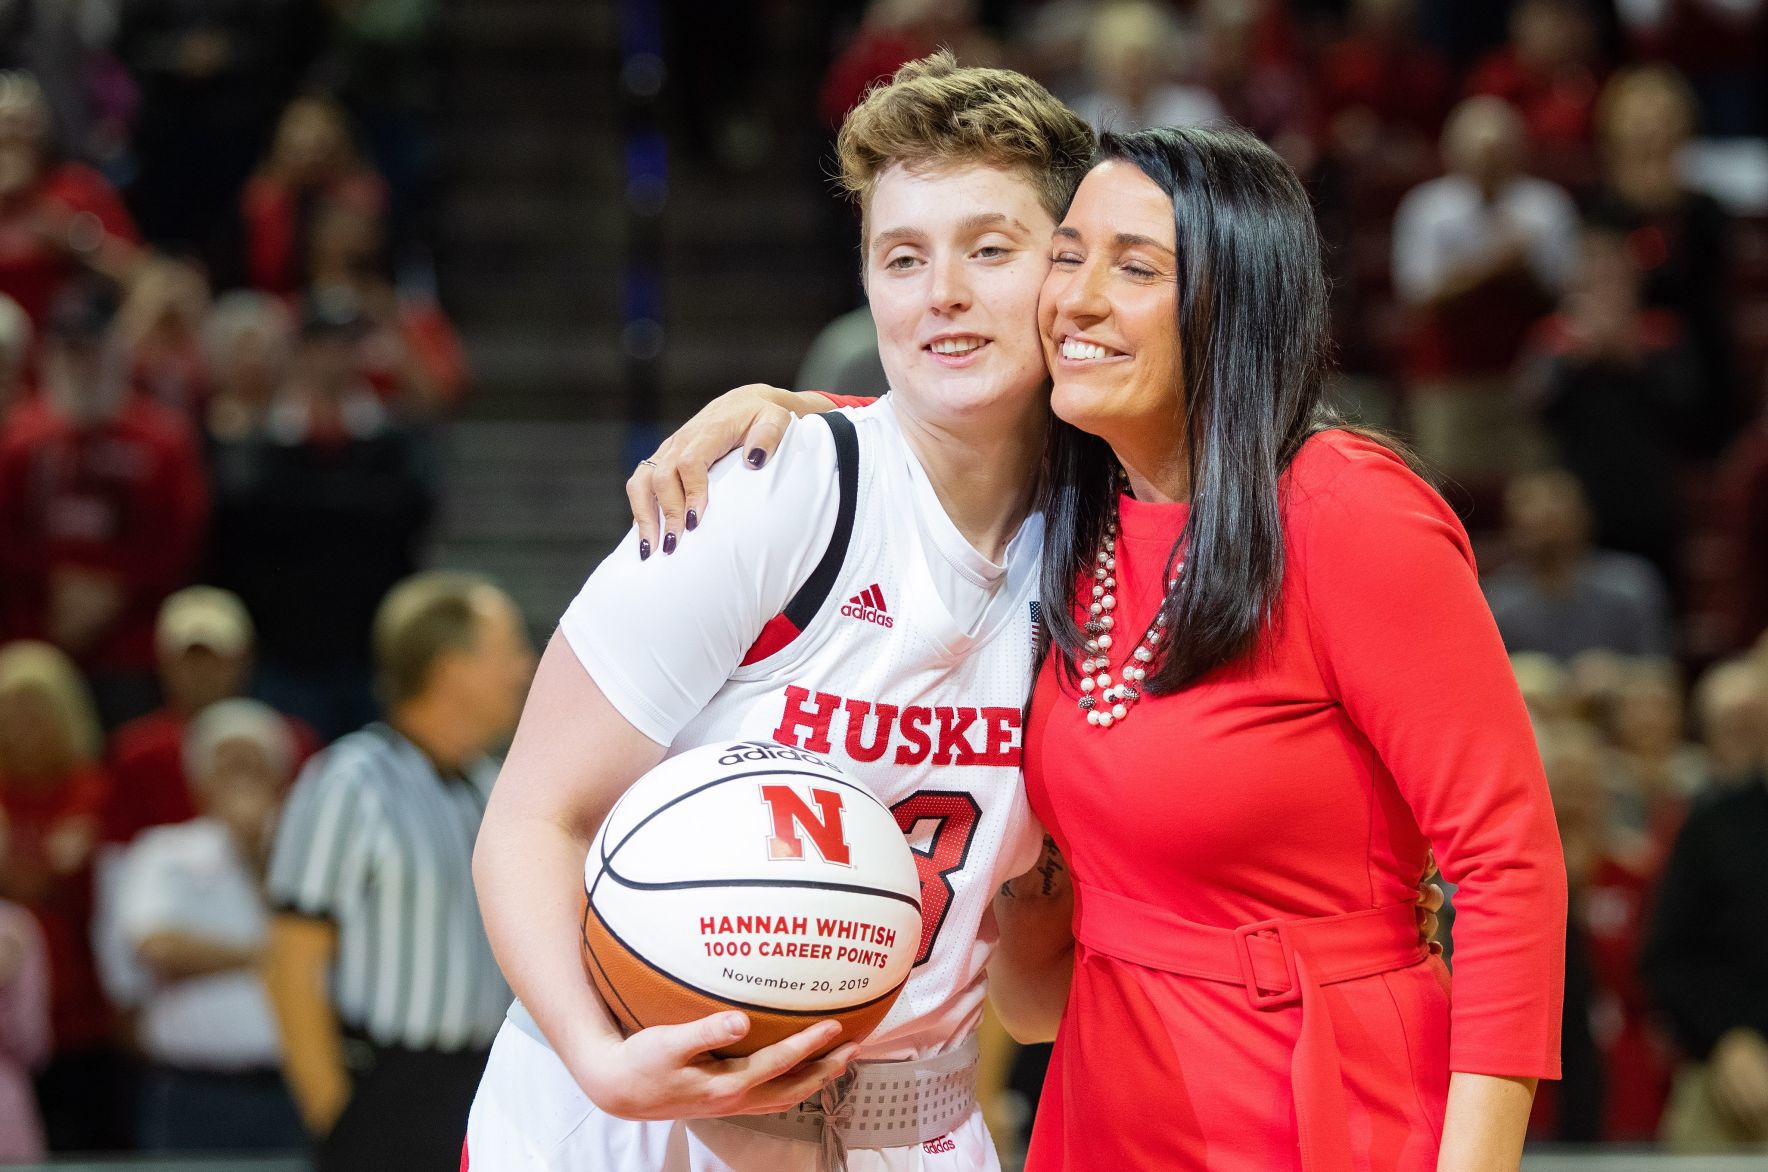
[1036,835,1066,897]
[1001,835,1068,900]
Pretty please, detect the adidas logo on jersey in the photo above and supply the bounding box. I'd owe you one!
[840,583,894,628]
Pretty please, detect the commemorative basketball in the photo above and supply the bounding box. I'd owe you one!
[581,741,922,1057]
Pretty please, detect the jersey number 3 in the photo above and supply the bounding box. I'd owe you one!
[889,792,981,967]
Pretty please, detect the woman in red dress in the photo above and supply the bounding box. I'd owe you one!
[994,127,1566,1171]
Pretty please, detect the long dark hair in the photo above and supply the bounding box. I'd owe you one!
[1039,126,1361,694]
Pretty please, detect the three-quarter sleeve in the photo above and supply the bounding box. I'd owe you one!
[1295,439,1567,1079]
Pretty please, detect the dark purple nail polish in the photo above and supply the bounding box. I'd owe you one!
[663,532,678,554]
[685,509,699,531]
[639,539,651,560]
[746,448,767,468]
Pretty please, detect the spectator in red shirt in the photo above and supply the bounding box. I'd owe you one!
[240,96,388,297]
[307,203,467,415]
[116,257,213,419]
[0,640,128,1151]
[0,73,142,334]
[1196,0,1321,177]
[105,586,317,846]
[1466,0,1605,158]
[1320,0,1454,179]
[1539,719,1676,1141]
[0,280,209,727]
[816,0,1000,128]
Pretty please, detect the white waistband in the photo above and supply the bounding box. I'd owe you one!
[718,1033,979,1159]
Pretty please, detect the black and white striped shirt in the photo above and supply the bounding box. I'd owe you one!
[267,723,510,1051]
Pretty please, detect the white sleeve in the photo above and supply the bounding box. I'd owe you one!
[559,414,844,745]
[1391,187,1441,305]
[93,842,157,1008]
[1527,184,1580,294]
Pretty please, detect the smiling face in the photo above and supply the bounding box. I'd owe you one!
[1039,160,1185,467]
[865,162,1056,429]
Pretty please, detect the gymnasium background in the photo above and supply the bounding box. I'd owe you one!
[1,0,1766,1167]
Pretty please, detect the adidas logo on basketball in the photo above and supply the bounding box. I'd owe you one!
[841,584,894,628]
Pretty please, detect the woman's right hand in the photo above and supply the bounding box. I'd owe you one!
[625,384,818,559]
[579,1011,860,1120]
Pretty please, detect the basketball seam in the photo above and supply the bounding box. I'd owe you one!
[581,903,644,1029]
[582,897,906,1018]
[597,871,922,911]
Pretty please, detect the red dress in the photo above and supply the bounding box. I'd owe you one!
[1022,432,1565,1171]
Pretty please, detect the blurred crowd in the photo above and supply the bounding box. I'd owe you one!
[0,0,476,1160]
[816,0,1768,1152]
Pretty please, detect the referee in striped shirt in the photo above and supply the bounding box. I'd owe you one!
[264,572,534,1170]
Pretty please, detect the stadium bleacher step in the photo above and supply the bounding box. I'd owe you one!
[429,0,846,622]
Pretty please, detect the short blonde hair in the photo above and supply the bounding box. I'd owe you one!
[835,50,1095,235]
[372,571,499,707]
[0,641,102,768]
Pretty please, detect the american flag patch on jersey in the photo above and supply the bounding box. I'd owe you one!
[1029,600,1042,650]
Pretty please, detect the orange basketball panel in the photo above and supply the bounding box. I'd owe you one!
[580,896,902,1059]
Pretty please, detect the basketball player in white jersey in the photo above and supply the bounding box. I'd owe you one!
[465,54,1096,1170]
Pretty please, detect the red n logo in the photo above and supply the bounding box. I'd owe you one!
[760,785,852,866]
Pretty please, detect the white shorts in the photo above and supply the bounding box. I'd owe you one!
[464,1019,1000,1172]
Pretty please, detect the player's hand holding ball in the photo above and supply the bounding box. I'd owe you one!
[580,1010,857,1120]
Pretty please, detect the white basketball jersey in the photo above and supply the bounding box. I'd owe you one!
[561,400,1045,1061]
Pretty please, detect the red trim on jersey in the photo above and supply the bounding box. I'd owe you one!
[741,612,804,665]
[460,1138,469,1171]
[812,392,879,409]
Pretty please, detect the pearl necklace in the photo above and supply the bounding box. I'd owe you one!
[1074,511,1180,729]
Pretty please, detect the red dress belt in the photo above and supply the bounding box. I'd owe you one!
[1073,880,1430,1172]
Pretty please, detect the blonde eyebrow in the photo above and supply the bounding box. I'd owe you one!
[872,213,1032,253]
[955,212,1031,236]
[871,226,923,251]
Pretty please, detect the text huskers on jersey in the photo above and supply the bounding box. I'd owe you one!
[771,685,1022,767]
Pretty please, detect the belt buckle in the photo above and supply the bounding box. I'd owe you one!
[1233,919,1300,1010]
